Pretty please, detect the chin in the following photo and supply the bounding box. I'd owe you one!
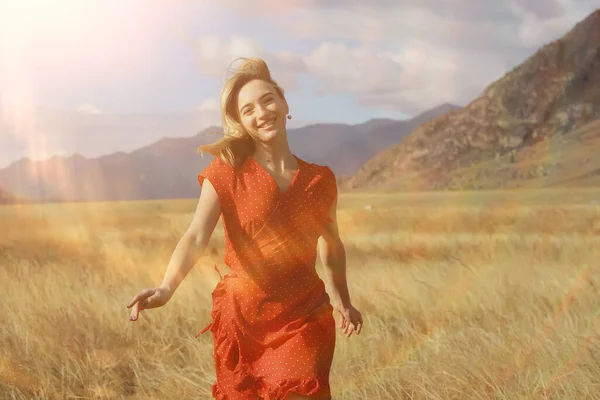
[256,125,285,141]
[255,130,280,143]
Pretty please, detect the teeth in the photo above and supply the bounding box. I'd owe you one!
[261,118,276,128]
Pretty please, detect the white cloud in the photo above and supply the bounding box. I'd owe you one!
[198,98,219,112]
[186,1,599,115]
[189,35,263,79]
[183,33,306,90]
[267,0,599,50]
[77,103,102,115]
[189,34,511,114]
[510,0,597,48]
[303,43,404,95]
[192,98,221,127]
[302,39,510,114]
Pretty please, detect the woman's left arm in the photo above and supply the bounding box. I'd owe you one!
[318,192,363,337]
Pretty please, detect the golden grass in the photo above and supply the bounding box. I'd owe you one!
[2,188,600,399]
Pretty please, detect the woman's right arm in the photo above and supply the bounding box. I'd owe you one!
[127,179,221,321]
[159,178,221,296]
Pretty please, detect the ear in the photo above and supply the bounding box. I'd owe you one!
[281,95,290,115]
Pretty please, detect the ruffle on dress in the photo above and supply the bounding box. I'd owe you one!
[211,376,330,400]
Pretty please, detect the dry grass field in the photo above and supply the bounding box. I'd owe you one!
[2,188,600,399]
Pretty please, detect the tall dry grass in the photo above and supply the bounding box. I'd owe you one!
[1,188,600,399]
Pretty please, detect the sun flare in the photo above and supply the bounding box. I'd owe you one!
[0,0,168,164]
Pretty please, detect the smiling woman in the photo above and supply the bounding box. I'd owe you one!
[128,58,364,400]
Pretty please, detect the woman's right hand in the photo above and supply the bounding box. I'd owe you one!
[126,286,173,321]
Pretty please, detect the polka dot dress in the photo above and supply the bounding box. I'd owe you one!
[195,154,338,400]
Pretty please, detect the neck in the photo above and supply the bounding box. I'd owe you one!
[251,140,297,173]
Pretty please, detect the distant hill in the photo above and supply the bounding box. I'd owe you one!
[0,104,453,202]
[315,103,461,176]
[0,187,23,204]
[343,10,600,191]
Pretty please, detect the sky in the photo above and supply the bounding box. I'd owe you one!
[0,0,599,167]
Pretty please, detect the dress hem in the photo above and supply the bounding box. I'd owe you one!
[211,376,332,400]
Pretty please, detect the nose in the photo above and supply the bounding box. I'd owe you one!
[256,104,269,120]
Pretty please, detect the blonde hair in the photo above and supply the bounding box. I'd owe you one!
[196,57,287,168]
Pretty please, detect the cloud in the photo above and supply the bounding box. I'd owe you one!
[226,0,593,21]
[77,103,102,115]
[243,0,597,52]
[509,0,598,48]
[191,35,262,78]
[188,34,510,115]
[303,39,510,114]
[303,43,404,96]
[192,98,222,127]
[197,98,219,112]
[181,33,306,90]
[186,1,599,115]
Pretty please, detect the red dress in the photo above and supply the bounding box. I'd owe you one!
[195,154,338,399]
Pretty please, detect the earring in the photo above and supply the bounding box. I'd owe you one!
[287,114,292,120]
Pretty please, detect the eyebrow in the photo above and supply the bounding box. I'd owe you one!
[239,92,274,112]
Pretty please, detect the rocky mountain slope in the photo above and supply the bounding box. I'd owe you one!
[344,10,600,191]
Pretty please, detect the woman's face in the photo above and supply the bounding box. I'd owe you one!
[237,79,289,143]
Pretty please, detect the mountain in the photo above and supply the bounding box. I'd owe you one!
[315,103,461,176]
[0,108,223,170]
[0,105,452,201]
[343,10,600,191]
[0,187,23,204]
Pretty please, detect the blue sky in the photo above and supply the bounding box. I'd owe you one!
[0,0,599,166]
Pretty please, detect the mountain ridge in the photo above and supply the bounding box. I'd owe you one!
[0,105,457,201]
[343,9,600,191]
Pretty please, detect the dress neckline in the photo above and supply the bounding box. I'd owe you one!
[246,154,302,195]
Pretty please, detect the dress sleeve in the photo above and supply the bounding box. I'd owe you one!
[198,157,229,207]
[322,166,337,224]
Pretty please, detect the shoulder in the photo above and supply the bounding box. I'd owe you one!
[198,156,236,188]
[310,163,336,184]
[208,156,235,170]
[203,156,236,174]
[299,158,337,196]
[298,157,335,180]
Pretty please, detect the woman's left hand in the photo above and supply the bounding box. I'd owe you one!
[334,303,363,338]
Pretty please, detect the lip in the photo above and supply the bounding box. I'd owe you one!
[258,117,277,129]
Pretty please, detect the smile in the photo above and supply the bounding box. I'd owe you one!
[259,117,277,129]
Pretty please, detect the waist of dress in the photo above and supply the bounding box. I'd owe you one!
[213,262,325,297]
[224,259,319,279]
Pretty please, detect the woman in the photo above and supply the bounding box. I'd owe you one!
[127,57,363,400]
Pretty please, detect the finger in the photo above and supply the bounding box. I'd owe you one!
[127,289,151,308]
[130,292,152,321]
[344,320,351,335]
[346,323,355,338]
[127,291,146,309]
[355,321,363,334]
[127,294,141,309]
[339,314,345,329]
[130,301,140,321]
